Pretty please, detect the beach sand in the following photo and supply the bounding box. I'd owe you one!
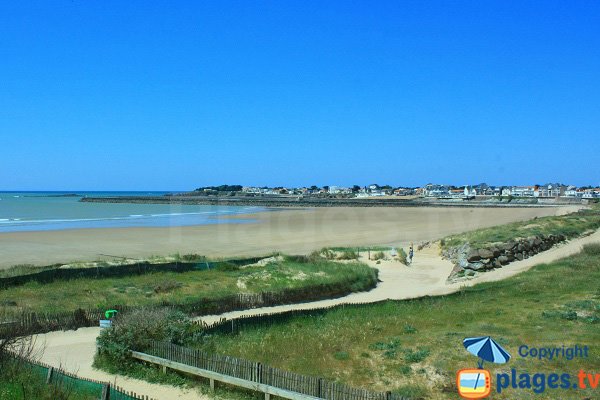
[0,205,580,269]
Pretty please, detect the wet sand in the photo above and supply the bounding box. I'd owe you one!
[0,205,580,269]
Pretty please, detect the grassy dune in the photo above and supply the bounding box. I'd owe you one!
[0,258,376,314]
[191,245,600,399]
[441,207,600,250]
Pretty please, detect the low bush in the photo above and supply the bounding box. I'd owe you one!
[337,250,359,260]
[397,248,408,265]
[583,243,600,256]
[96,308,201,367]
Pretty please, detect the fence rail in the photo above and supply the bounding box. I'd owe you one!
[135,341,407,400]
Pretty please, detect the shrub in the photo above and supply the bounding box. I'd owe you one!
[372,251,385,261]
[337,250,359,260]
[583,243,600,256]
[397,248,408,265]
[96,308,200,366]
[153,281,182,294]
[334,351,350,360]
[214,262,240,271]
[394,384,428,399]
[404,347,430,363]
[181,254,206,262]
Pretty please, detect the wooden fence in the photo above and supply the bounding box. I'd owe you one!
[135,341,408,400]
[15,356,156,400]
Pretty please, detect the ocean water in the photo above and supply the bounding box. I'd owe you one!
[0,192,265,232]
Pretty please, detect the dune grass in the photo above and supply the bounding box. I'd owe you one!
[441,207,600,250]
[0,258,376,314]
[0,359,99,400]
[190,244,600,399]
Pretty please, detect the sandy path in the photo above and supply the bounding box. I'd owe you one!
[33,327,211,399]
[197,228,600,323]
[34,229,599,400]
[0,206,578,268]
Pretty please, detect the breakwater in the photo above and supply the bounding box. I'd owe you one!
[80,195,561,208]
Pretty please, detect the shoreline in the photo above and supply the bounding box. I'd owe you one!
[0,205,580,269]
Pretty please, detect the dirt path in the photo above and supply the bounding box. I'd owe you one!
[33,327,211,399]
[33,230,600,400]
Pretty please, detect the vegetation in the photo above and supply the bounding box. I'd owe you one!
[442,207,600,250]
[397,248,408,265]
[194,185,243,192]
[182,245,600,399]
[0,320,98,400]
[0,264,59,279]
[0,257,377,314]
[0,360,99,400]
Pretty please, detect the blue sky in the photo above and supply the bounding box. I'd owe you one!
[1,1,599,190]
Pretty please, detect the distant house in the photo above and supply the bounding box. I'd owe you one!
[393,188,414,196]
[504,186,536,197]
[463,186,476,197]
[328,186,351,194]
[423,184,450,197]
[582,188,600,199]
[537,184,562,198]
[563,186,581,197]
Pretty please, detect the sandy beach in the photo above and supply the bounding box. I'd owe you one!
[0,205,580,269]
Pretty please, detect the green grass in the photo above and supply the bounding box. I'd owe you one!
[0,258,376,314]
[441,207,600,250]
[188,244,600,399]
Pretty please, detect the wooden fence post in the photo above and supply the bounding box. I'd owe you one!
[257,362,263,383]
[101,383,110,400]
[46,367,53,384]
[386,390,392,400]
[210,378,215,391]
[318,378,323,398]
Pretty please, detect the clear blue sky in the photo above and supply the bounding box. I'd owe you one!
[1,1,599,190]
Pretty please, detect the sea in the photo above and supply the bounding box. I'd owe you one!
[0,191,265,233]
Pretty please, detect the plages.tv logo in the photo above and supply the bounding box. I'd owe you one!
[457,336,511,399]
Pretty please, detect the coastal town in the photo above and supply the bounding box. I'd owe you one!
[198,183,600,200]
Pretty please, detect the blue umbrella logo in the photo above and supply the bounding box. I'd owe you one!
[463,336,511,369]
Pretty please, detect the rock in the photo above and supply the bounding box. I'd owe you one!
[469,262,487,271]
[502,241,517,251]
[517,243,524,252]
[515,253,524,261]
[493,260,502,268]
[478,249,494,259]
[506,253,515,262]
[498,255,509,265]
[467,251,481,262]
